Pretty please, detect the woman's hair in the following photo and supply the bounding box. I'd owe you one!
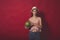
[31,7,41,17]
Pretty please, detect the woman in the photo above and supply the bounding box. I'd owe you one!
[25,6,42,40]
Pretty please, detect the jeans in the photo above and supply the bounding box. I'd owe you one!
[29,31,40,40]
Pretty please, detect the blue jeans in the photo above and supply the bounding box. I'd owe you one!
[29,31,40,40]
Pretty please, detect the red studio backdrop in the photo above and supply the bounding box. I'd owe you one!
[0,0,60,40]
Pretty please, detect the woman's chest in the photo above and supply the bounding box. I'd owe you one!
[30,18,39,25]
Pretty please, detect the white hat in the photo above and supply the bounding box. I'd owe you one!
[32,6,37,10]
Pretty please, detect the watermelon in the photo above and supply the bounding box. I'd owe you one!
[25,21,31,27]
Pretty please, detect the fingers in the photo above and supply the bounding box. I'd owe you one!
[25,26,30,29]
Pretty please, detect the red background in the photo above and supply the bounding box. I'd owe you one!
[0,0,60,40]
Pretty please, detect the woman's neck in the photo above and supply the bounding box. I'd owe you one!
[33,14,37,18]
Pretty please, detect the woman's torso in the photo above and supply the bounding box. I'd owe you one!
[29,17,41,32]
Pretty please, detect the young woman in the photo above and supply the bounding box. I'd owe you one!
[25,6,42,40]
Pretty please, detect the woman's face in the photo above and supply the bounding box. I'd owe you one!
[32,10,37,15]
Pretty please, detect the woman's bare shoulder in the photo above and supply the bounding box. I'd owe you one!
[37,17,41,20]
[28,17,32,21]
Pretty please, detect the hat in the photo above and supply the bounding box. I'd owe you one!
[32,6,37,10]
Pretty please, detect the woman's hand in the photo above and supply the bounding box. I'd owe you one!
[40,29,42,32]
[25,26,29,29]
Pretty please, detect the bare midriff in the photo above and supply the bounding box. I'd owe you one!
[29,22,41,32]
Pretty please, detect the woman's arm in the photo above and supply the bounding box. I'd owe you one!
[38,17,42,29]
[28,18,34,29]
[25,18,33,29]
